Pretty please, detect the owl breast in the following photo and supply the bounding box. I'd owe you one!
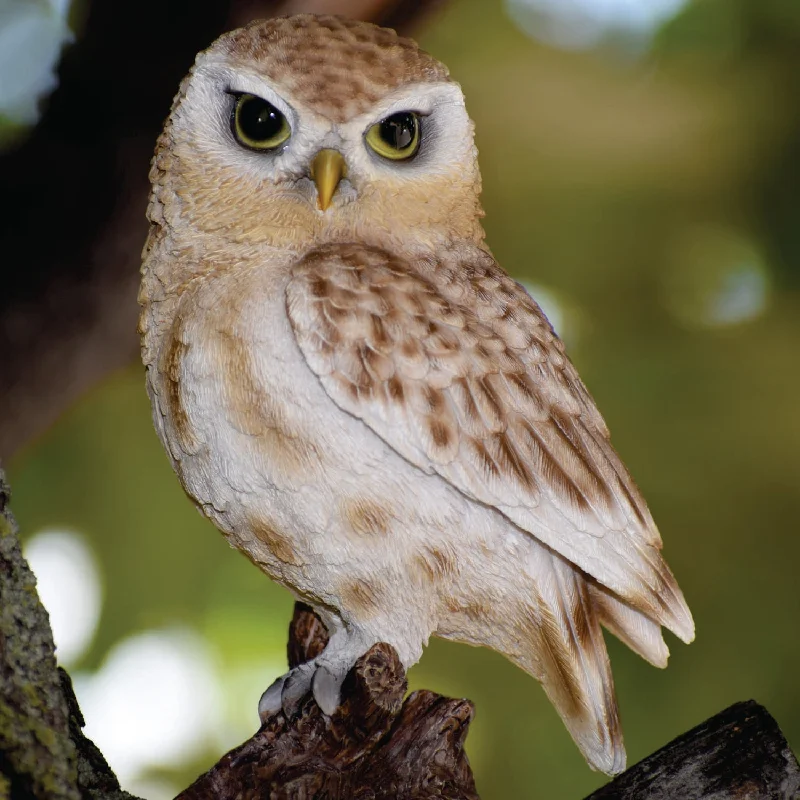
[143,256,512,664]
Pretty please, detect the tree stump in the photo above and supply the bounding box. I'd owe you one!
[178,603,479,800]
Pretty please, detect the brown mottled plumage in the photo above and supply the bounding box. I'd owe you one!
[220,16,450,122]
[139,15,693,775]
[287,242,690,633]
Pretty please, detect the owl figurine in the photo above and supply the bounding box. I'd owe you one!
[139,15,694,774]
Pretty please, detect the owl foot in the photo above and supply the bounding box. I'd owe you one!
[258,626,375,723]
[257,657,350,722]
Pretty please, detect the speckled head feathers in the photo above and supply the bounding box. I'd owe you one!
[146,13,481,265]
[213,15,451,122]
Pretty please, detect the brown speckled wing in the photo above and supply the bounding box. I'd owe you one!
[287,242,693,643]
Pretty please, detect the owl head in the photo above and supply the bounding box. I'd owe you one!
[149,15,485,265]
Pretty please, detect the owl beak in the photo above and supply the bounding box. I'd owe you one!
[310,149,347,211]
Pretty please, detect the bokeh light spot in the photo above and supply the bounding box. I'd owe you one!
[507,0,687,50]
[0,0,73,124]
[708,262,769,326]
[520,281,577,346]
[73,629,221,786]
[24,529,101,667]
[661,225,771,329]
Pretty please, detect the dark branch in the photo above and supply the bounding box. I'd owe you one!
[586,700,800,800]
[59,668,144,800]
[178,603,479,800]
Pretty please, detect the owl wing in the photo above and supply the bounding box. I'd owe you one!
[286,242,694,643]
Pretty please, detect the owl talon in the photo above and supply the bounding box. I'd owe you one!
[312,663,344,716]
[259,656,351,722]
[258,674,287,723]
[280,662,316,717]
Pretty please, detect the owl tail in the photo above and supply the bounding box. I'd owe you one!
[510,552,631,775]
[589,582,670,669]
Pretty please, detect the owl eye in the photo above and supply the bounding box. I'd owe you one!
[231,93,291,151]
[365,112,420,161]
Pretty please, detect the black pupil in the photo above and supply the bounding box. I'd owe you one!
[379,113,416,150]
[239,96,283,141]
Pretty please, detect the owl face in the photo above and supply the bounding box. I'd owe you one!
[156,16,484,256]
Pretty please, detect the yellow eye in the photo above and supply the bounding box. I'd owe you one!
[365,112,420,161]
[231,93,291,151]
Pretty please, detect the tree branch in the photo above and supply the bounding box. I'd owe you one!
[585,700,800,800]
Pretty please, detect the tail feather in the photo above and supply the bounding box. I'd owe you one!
[513,551,626,774]
[589,582,670,668]
[628,540,695,646]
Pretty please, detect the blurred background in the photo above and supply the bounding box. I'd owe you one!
[2,0,799,797]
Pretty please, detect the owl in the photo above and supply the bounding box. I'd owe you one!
[139,15,694,775]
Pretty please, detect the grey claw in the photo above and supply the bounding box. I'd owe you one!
[281,662,314,717]
[258,675,286,723]
[312,664,343,716]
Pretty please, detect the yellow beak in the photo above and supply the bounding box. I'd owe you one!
[311,149,346,211]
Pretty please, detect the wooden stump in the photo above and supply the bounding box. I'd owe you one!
[177,603,479,800]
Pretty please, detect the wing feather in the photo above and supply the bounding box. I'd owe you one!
[286,242,694,643]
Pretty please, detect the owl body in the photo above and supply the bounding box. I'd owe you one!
[140,15,693,775]
[143,244,479,665]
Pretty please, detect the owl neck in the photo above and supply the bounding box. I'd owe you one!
[142,163,487,303]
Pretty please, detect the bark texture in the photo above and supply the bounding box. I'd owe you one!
[0,470,141,800]
[178,603,479,800]
[586,700,800,800]
[0,473,78,799]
